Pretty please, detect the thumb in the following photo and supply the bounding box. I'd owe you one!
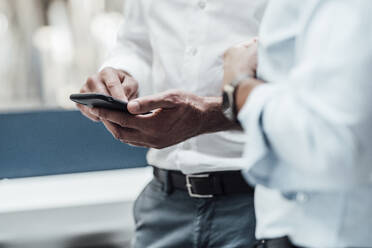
[127,93,177,114]
[238,37,258,47]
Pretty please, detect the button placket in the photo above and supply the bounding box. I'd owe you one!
[186,46,198,56]
[296,192,309,203]
[181,0,207,93]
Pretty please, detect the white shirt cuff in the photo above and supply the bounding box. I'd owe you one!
[238,83,282,187]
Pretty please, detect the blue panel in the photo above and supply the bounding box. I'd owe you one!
[0,110,148,179]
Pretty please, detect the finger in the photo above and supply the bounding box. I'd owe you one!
[76,104,100,122]
[80,85,89,94]
[238,37,258,47]
[127,142,150,148]
[85,76,110,95]
[102,120,126,141]
[117,70,126,82]
[127,92,177,115]
[91,108,148,130]
[122,76,139,100]
[102,120,147,145]
[100,68,126,101]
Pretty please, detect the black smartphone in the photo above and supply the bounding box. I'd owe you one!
[70,93,129,113]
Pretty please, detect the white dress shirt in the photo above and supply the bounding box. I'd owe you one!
[238,0,372,246]
[101,0,267,174]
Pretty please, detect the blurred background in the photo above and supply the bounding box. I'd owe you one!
[0,0,125,112]
[0,1,151,247]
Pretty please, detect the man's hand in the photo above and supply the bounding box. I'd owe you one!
[77,67,139,122]
[223,38,258,86]
[223,38,264,113]
[89,90,238,149]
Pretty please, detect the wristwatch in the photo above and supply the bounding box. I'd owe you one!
[222,76,250,122]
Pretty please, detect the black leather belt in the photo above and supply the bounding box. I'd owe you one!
[255,237,303,248]
[153,166,254,198]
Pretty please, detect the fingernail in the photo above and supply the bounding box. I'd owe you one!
[129,101,140,112]
[90,108,98,116]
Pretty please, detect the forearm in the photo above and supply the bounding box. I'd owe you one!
[198,96,241,135]
[197,77,263,135]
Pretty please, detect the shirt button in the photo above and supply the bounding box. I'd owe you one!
[191,48,198,56]
[187,47,198,56]
[198,1,207,10]
[296,193,309,203]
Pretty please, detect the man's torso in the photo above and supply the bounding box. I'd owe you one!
[139,0,268,173]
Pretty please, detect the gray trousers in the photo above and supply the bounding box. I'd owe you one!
[132,178,256,248]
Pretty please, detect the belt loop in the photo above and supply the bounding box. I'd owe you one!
[163,170,173,195]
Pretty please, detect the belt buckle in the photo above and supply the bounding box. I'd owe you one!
[186,174,213,198]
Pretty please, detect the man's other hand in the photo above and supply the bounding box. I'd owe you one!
[223,38,264,114]
[223,38,258,87]
[77,67,139,122]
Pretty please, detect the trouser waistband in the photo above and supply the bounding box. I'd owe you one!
[152,166,254,198]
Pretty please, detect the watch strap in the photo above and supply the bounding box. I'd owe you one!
[224,75,252,121]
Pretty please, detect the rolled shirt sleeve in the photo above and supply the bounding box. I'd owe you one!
[100,0,152,95]
[239,0,372,191]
